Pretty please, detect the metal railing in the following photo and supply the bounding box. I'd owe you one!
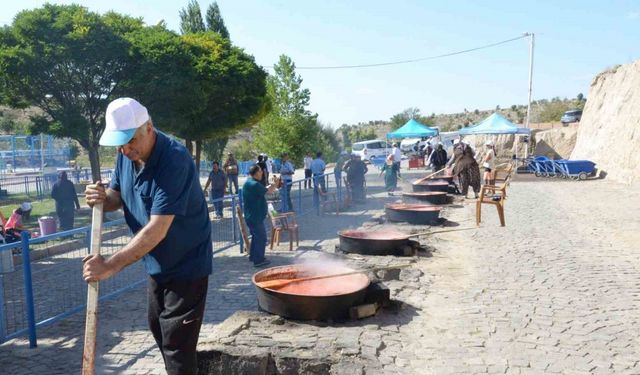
[0,169,114,201]
[0,194,243,346]
[0,171,347,346]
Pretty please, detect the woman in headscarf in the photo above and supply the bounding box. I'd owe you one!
[380,154,400,195]
[452,142,481,199]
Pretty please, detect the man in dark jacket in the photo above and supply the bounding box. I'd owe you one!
[51,171,81,231]
[429,143,448,172]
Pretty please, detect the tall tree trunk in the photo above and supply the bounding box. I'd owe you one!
[195,139,202,175]
[185,138,194,157]
[87,145,101,182]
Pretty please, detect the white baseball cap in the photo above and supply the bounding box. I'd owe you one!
[485,140,494,146]
[100,98,150,146]
[453,139,460,145]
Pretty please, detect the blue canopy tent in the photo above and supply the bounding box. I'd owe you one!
[458,112,530,160]
[458,113,530,135]
[386,119,439,139]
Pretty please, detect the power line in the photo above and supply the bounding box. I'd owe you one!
[285,34,528,70]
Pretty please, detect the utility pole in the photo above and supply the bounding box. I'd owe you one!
[524,32,535,159]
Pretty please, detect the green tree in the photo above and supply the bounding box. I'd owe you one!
[205,2,230,38]
[173,3,268,172]
[254,55,333,163]
[202,137,228,163]
[337,124,352,148]
[576,93,584,102]
[183,33,268,171]
[0,4,142,181]
[389,107,421,130]
[227,138,254,161]
[179,0,205,34]
[201,1,230,165]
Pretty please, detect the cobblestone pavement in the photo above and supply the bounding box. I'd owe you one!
[402,179,640,374]
[1,173,639,374]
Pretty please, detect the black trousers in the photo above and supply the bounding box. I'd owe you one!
[56,201,75,231]
[304,169,312,189]
[148,276,209,375]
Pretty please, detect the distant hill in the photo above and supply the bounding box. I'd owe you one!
[335,96,586,147]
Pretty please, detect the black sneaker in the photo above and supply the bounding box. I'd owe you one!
[253,259,271,268]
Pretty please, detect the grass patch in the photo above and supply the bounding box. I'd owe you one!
[0,197,93,232]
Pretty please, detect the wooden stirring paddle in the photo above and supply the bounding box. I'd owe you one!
[257,264,410,290]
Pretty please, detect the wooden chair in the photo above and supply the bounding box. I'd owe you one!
[318,184,339,215]
[268,209,299,251]
[235,205,251,255]
[493,162,514,185]
[476,175,511,227]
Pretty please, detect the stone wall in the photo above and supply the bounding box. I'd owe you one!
[571,60,640,184]
[532,125,578,159]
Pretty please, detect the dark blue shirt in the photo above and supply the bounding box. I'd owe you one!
[110,131,212,282]
[208,169,226,191]
[242,178,267,226]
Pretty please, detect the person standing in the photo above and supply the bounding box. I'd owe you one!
[452,141,481,199]
[257,155,268,186]
[83,98,212,375]
[203,161,227,218]
[346,154,368,203]
[51,171,81,231]
[303,152,313,189]
[380,154,400,195]
[278,153,295,212]
[310,151,327,194]
[242,165,277,267]
[480,140,497,186]
[392,143,402,171]
[265,155,273,175]
[429,143,448,172]
[223,152,239,195]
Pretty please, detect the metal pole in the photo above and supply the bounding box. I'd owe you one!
[297,181,302,212]
[0,252,7,342]
[238,189,244,254]
[40,134,44,173]
[524,32,535,159]
[21,232,37,348]
[231,196,237,242]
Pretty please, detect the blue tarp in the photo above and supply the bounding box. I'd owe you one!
[458,113,530,135]
[386,119,438,139]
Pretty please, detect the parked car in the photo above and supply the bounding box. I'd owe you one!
[351,140,389,162]
[561,109,582,125]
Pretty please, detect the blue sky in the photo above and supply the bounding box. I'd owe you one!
[2,1,639,127]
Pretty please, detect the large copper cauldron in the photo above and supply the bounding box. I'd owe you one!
[402,191,448,204]
[338,228,412,256]
[252,264,369,320]
[412,179,449,192]
[385,203,442,225]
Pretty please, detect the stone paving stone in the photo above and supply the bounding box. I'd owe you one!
[2,177,640,374]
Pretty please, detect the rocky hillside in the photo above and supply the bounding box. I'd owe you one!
[571,60,640,184]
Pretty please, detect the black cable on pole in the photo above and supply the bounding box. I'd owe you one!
[290,35,528,70]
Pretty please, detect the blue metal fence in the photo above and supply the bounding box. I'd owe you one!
[0,169,113,201]
[0,171,345,346]
[0,194,243,346]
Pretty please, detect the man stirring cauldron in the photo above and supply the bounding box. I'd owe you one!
[83,98,212,375]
